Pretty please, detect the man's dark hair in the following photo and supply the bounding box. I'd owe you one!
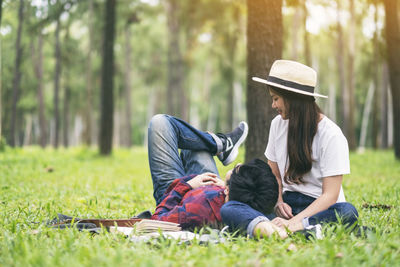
[227,159,278,214]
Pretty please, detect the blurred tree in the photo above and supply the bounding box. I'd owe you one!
[62,21,72,147]
[121,13,139,147]
[206,0,244,131]
[53,17,61,148]
[10,0,24,147]
[99,0,116,155]
[83,0,94,146]
[371,0,380,148]
[302,0,311,66]
[380,63,389,148]
[165,0,185,119]
[31,31,47,147]
[285,0,310,65]
[0,0,3,138]
[347,0,356,149]
[219,2,241,130]
[336,0,356,150]
[246,0,283,161]
[0,0,2,25]
[383,0,400,159]
[288,0,301,61]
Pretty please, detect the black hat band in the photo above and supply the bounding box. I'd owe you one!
[267,76,315,93]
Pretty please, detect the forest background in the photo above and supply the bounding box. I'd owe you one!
[1,0,400,161]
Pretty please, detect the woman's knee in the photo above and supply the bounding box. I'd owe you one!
[334,202,359,225]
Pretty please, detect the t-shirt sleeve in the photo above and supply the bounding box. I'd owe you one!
[320,132,350,178]
[265,119,277,162]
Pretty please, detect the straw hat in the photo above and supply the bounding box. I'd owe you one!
[252,60,328,98]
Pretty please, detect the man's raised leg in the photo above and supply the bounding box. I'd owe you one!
[148,114,248,204]
[148,114,219,204]
[180,150,219,177]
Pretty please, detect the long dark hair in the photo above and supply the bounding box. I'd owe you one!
[270,86,321,184]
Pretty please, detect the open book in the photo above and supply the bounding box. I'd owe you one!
[135,219,181,233]
[110,219,181,235]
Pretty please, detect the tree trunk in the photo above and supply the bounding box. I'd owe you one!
[223,32,237,131]
[63,22,72,147]
[336,0,352,149]
[246,0,283,162]
[291,4,301,61]
[99,0,116,155]
[53,18,61,148]
[10,0,24,147]
[0,0,3,25]
[226,49,236,131]
[84,0,94,146]
[32,32,47,148]
[302,0,311,66]
[123,23,133,147]
[359,83,374,149]
[387,83,394,147]
[381,63,389,148]
[234,81,245,124]
[372,0,380,148]
[383,0,400,159]
[63,83,70,147]
[83,1,94,145]
[113,110,120,147]
[0,0,3,138]
[346,0,357,149]
[23,115,32,146]
[165,0,184,118]
[144,87,156,147]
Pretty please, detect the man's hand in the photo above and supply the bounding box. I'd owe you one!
[274,201,293,219]
[187,173,223,189]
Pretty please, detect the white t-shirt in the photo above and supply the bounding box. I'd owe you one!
[265,115,350,203]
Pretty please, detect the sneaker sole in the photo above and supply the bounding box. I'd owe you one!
[222,122,249,166]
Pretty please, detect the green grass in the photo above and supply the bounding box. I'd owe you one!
[1,147,399,266]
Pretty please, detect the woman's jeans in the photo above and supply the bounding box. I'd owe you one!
[221,191,359,237]
[148,114,222,205]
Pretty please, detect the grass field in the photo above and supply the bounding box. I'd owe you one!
[1,147,399,266]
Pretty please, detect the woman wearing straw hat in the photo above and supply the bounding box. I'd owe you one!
[220,60,358,238]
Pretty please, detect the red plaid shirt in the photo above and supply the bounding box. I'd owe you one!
[151,175,226,229]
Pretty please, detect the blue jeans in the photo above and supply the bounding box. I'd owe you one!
[221,191,358,237]
[148,114,222,205]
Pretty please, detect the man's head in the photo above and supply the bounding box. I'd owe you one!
[225,159,278,215]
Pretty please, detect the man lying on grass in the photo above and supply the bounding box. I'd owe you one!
[147,114,287,239]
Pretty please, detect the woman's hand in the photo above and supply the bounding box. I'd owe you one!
[254,221,288,239]
[272,217,304,232]
[271,217,290,228]
[187,173,223,189]
[274,201,293,219]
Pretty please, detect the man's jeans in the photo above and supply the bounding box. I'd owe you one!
[221,191,359,237]
[148,114,221,205]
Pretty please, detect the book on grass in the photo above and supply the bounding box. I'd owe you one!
[135,219,181,233]
[110,219,181,235]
